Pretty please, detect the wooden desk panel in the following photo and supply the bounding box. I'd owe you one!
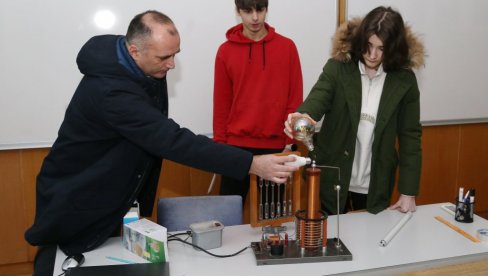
[398,259,488,275]
[1,123,488,274]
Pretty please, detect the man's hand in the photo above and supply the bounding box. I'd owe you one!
[389,195,417,213]
[283,112,316,139]
[249,154,298,183]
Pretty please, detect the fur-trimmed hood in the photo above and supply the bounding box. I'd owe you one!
[331,17,425,69]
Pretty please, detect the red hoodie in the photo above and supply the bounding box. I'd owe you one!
[213,23,303,149]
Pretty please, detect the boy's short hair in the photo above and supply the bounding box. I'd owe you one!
[235,0,268,12]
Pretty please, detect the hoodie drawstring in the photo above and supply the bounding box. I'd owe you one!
[247,42,267,70]
[248,44,252,64]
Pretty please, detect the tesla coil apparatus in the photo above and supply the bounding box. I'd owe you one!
[249,117,352,265]
[250,161,352,265]
[295,165,328,252]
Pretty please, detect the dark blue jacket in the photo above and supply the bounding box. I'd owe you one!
[25,35,252,255]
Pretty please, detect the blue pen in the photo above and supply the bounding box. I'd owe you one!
[464,189,471,204]
[106,256,136,264]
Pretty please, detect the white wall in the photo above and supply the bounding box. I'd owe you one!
[347,0,488,125]
[0,0,337,149]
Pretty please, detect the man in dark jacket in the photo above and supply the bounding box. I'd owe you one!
[26,10,296,275]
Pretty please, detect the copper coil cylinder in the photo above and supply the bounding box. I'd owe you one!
[295,210,327,250]
[295,166,328,250]
[306,167,321,219]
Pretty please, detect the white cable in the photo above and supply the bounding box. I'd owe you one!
[379,212,413,247]
[440,204,456,216]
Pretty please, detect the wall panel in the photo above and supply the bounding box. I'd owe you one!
[0,150,27,265]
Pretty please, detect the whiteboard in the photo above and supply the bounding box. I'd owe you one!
[347,0,488,125]
[0,0,336,149]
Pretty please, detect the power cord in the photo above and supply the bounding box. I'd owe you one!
[168,231,249,258]
[168,231,191,241]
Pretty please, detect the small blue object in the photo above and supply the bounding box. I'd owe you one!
[123,210,139,224]
[123,216,139,224]
[106,256,136,264]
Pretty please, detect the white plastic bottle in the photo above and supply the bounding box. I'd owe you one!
[284,154,311,167]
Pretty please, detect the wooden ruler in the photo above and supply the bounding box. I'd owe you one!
[434,216,480,243]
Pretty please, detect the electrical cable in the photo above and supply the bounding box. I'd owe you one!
[55,231,245,275]
[167,232,249,258]
[168,231,192,239]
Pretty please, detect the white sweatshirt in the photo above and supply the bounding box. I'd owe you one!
[349,62,387,194]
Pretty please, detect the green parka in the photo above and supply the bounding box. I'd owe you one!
[297,18,425,214]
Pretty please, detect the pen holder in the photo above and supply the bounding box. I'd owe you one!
[454,197,474,223]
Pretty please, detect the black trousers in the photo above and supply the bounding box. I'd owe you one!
[219,146,282,205]
[323,191,368,215]
[31,223,122,275]
[33,245,57,276]
[345,191,368,213]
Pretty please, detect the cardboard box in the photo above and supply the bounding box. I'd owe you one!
[123,210,139,225]
[123,218,169,263]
